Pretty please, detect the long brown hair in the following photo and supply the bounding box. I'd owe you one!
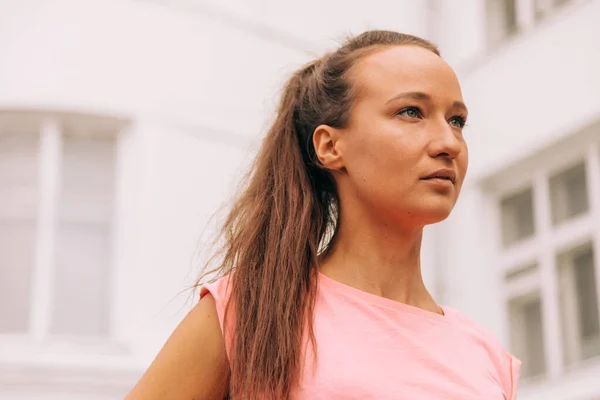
[199,30,439,399]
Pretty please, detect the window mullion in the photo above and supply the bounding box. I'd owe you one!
[109,127,128,339]
[533,170,563,378]
[30,119,62,341]
[585,143,600,340]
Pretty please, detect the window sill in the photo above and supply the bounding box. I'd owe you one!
[519,355,600,397]
[0,361,141,397]
[0,335,142,395]
[0,333,132,362]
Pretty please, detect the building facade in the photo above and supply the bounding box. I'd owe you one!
[433,1,600,399]
[1,0,599,399]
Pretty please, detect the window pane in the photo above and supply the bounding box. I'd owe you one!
[537,0,572,20]
[509,294,547,378]
[550,162,589,225]
[535,0,553,21]
[50,222,110,336]
[487,0,518,47]
[58,135,115,223]
[503,0,518,32]
[0,133,38,333]
[500,188,535,246]
[50,135,115,337]
[0,133,39,218]
[557,244,600,365]
[0,222,35,333]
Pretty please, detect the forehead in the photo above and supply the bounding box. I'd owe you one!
[350,45,463,103]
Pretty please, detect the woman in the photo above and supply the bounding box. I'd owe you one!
[126,30,520,400]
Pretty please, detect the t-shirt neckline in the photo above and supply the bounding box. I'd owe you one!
[318,271,452,323]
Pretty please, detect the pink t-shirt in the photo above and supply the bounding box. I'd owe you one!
[201,273,520,399]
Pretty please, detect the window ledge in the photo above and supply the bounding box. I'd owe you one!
[0,334,132,362]
[0,336,142,396]
[0,361,141,396]
[519,355,600,398]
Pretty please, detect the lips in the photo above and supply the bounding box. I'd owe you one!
[421,169,456,184]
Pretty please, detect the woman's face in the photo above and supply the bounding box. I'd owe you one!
[319,45,469,228]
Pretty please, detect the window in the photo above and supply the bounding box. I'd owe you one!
[486,0,575,49]
[486,0,519,48]
[500,187,535,247]
[535,0,574,21]
[535,0,554,20]
[509,292,547,378]
[0,133,39,333]
[505,262,547,379]
[550,162,589,226]
[492,128,600,382]
[0,112,122,339]
[557,243,600,365]
[51,134,116,336]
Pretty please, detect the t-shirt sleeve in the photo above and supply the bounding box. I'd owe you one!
[200,275,233,359]
[506,352,521,400]
[448,308,521,399]
[481,327,522,400]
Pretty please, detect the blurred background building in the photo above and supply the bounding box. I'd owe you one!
[0,0,598,399]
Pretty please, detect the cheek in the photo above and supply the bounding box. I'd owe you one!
[346,132,420,190]
[372,132,422,178]
[458,144,469,178]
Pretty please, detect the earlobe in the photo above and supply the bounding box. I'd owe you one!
[313,124,344,171]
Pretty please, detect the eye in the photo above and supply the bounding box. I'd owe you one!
[449,115,467,129]
[396,106,423,119]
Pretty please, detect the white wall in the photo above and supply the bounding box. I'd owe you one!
[216,0,429,45]
[430,0,488,68]
[456,0,599,181]
[436,0,600,326]
[0,0,433,397]
[0,0,307,138]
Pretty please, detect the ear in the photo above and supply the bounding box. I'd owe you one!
[313,124,345,171]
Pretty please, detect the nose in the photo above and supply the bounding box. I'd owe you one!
[427,120,464,160]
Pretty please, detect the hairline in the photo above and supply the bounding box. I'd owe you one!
[343,43,441,112]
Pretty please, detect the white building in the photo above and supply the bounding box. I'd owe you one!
[432,1,600,399]
[0,0,598,399]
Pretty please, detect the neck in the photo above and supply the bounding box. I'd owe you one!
[319,202,440,314]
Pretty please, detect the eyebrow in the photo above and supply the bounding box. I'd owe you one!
[386,91,469,114]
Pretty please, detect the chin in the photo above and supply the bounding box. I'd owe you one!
[405,203,455,227]
[422,208,453,225]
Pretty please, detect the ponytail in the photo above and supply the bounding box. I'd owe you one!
[203,62,331,399]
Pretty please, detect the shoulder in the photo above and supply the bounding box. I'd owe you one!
[199,275,235,357]
[445,306,513,359]
[200,275,233,318]
[125,283,230,400]
[445,307,502,344]
[445,307,521,400]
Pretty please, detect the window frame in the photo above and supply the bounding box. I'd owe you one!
[0,110,130,354]
[482,121,600,383]
[485,0,580,50]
